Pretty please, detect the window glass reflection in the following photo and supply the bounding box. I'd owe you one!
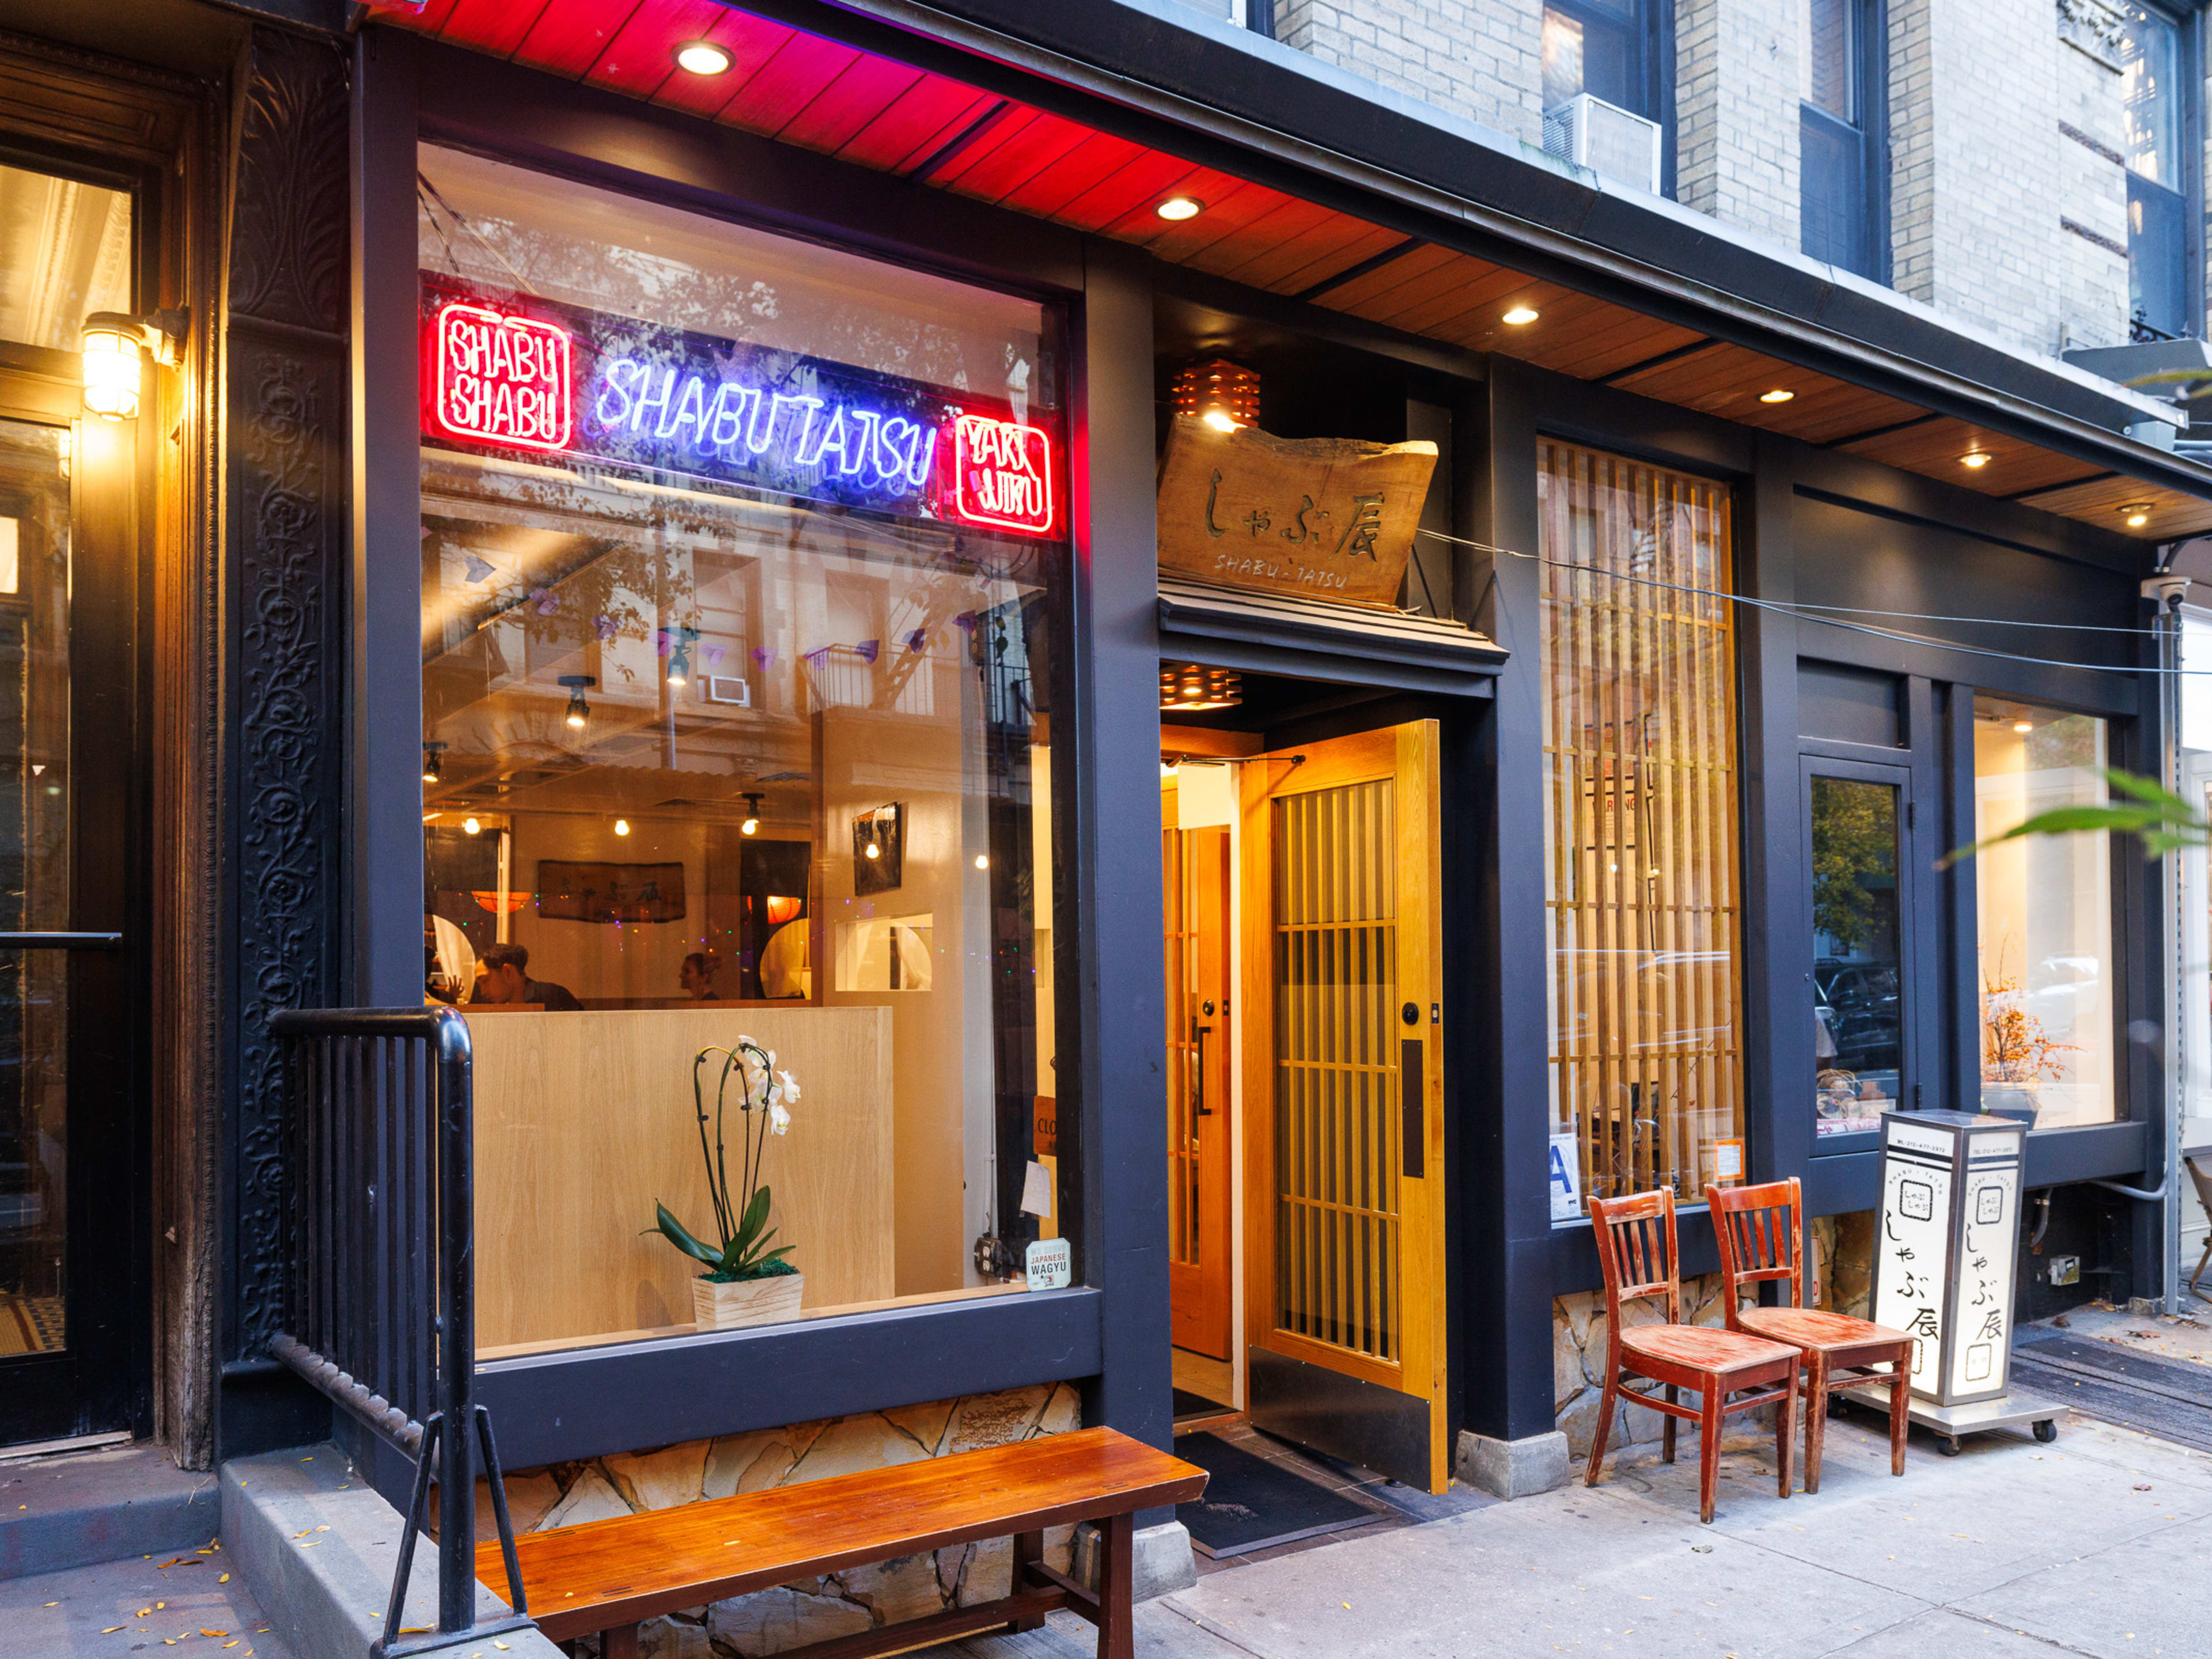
[1811,775,1900,1137]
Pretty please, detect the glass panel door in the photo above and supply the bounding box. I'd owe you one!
[0,421,71,1364]
[1806,757,1916,1148]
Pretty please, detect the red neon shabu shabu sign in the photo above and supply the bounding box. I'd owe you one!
[431,299,574,452]
[950,414,1055,536]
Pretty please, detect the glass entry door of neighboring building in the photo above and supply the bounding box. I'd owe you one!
[0,387,145,1446]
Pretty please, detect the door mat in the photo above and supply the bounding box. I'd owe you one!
[2009,1330,2212,1455]
[1173,1388,1233,1422]
[1173,1431,1384,1558]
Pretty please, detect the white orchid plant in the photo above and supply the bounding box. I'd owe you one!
[654,1039,802,1283]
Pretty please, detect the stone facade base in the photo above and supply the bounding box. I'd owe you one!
[1070,1519,1198,1601]
[1455,1428,1570,1499]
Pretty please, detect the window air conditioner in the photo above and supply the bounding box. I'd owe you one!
[1543,93,1663,195]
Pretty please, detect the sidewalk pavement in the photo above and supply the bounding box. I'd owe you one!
[0,1537,295,1659]
[955,1408,2212,1659]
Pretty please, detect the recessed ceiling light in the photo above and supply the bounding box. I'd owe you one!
[673,41,732,75]
[1758,388,1796,404]
[2123,503,2152,528]
[1502,305,1540,325]
[1156,196,1204,222]
[2012,721,2034,734]
[1960,451,1991,469]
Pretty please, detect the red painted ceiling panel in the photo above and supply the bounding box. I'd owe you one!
[1108,172,1276,254]
[727,33,864,139]
[995,130,1149,220]
[1051,151,1203,233]
[774,55,927,156]
[515,0,644,78]
[834,76,999,173]
[584,0,734,99]
[647,12,798,120]
[432,0,555,56]
[936,107,1093,203]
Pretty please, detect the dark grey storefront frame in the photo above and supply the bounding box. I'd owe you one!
[344,30,1175,1472]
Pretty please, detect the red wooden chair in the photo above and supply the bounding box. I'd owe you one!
[1708,1177,1913,1493]
[1585,1188,1800,1524]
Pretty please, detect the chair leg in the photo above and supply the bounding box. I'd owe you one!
[1584,1370,1622,1487]
[1097,1511,1134,1659]
[1888,1362,1910,1476]
[1801,1353,1827,1495]
[1698,1387,1723,1524]
[2192,1237,2211,1296]
[1775,1366,1797,1501]
[1662,1384,1678,1464]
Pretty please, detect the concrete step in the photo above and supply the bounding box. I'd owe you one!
[0,1442,221,1579]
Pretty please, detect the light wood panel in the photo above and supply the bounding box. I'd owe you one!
[469,1005,895,1351]
[2014,472,2212,539]
[1838,418,2107,498]
[1239,722,1448,1492]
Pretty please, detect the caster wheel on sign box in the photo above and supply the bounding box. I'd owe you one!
[1938,1437,1963,1457]
[1827,1396,1849,1419]
[2033,1420,2058,1443]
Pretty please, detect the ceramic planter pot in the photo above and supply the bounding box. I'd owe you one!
[692,1270,804,1331]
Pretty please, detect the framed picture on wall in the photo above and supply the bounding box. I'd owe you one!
[853,804,904,895]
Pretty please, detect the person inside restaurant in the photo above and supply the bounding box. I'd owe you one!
[471,941,583,1010]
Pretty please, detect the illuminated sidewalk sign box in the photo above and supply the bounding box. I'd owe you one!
[420,278,1059,538]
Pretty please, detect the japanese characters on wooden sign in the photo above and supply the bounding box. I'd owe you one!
[1155,414,1438,608]
[1869,1112,2024,1406]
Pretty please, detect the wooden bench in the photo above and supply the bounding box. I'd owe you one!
[478,1426,1207,1659]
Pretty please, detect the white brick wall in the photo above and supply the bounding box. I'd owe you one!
[1274,0,1547,145]
[1676,0,1801,247]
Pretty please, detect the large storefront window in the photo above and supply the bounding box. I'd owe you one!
[1973,698,2115,1128]
[417,147,1067,1353]
[1539,442,1744,1215]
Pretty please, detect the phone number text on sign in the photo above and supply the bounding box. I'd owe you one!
[432,300,573,452]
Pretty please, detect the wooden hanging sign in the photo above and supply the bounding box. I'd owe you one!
[1156,414,1437,608]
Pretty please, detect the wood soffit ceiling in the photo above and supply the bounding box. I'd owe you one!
[380,0,2212,544]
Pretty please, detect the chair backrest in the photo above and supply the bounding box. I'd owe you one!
[2187,1156,2212,1214]
[1708,1177,1804,1322]
[1589,1188,1681,1327]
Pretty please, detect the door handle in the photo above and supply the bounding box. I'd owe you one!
[0,932,122,949]
[1192,1021,1214,1116]
[1402,1036,1425,1178]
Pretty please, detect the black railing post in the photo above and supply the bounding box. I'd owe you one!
[268,1006,528,1657]
[433,1009,475,1635]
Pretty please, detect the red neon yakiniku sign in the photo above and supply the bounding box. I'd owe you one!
[949,414,1055,537]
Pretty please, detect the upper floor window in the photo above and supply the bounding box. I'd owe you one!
[2121,4,2191,339]
[1799,0,1887,281]
[1543,0,1659,119]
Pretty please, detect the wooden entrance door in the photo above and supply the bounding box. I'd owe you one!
[1241,722,1448,1492]
[1164,788,1233,1359]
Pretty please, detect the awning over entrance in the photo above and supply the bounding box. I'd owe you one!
[374,0,2212,543]
[1158,575,1504,696]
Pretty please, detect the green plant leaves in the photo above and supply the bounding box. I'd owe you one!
[655,1201,726,1267]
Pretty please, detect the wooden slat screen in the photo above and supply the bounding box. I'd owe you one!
[1537,441,1744,1213]
[1272,778,1399,1363]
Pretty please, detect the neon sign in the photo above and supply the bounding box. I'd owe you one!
[430,298,573,452]
[951,415,1054,536]
[419,276,1060,538]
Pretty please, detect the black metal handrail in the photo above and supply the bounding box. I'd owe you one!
[269,1006,528,1657]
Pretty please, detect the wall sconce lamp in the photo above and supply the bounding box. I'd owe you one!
[80,309,184,421]
[740,791,763,836]
[422,741,446,785]
[558,673,595,729]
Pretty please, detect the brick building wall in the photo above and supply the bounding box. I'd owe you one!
[1273,0,1547,145]
[1675,0,1801,248]
[1259,0,2170,356]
